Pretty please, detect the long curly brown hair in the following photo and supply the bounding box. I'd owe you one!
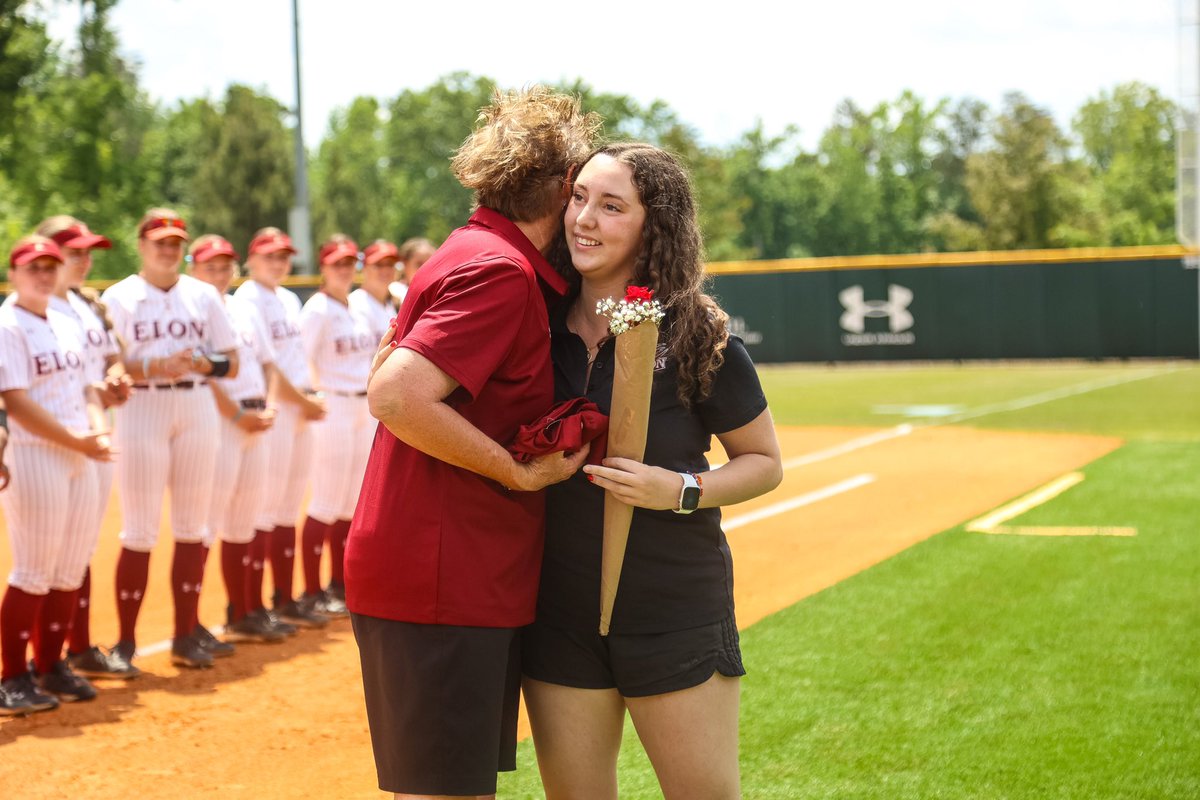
[452,86,601,223]
[590,142,729,406]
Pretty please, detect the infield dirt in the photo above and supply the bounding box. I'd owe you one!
[0,425,1120,798]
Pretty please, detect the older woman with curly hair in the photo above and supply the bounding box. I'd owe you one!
[521,142,784,800]
[345,85,600,799]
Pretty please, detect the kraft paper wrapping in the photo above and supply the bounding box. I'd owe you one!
[599,321,660,636]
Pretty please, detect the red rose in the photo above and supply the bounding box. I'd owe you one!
[624,285,654,303]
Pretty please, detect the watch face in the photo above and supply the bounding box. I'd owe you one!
[681,485,701,511]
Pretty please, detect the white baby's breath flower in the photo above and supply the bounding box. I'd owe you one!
[596,289,665,336]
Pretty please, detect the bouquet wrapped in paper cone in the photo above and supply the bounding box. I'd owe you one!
[597,286,664,636]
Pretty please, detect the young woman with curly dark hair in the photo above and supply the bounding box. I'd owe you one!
[522,142,784,799]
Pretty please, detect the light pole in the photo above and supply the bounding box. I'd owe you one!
[288,0,313,274]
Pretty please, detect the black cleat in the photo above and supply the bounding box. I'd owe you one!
[38,660,97,702]
[0,671,60,715]
[224,609,288,643]
[192,624,235,658]
[68,645,141,680]
[263,608,298,636]
[171,633,214,669]
[316,585,349,618]
[276,596,328,629]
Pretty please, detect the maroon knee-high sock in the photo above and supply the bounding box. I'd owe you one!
[301,517,330,596]
[1,586,44,681]
[115,548,151,646]
[247,529,269,613]
[35,589,78,674]
[221,541,250,622]
[67,567,92,654]
[269,525,296,605]
[171,542,205,640]
[329,519,351,588]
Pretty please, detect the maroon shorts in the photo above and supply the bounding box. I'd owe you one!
[351,614,521,796]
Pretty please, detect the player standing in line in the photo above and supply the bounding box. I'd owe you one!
[0,236,111,715]
[34,215,139,680]
[297,235,375,617]
[233,229,327,630]
[101,209,239,671]
[386,237,436,307]
[187,235,290,643]
[352,240,400,339]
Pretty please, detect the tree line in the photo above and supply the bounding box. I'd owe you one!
[1,1,1179,279]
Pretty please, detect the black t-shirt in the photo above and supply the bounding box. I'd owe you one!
[537,307,769,635]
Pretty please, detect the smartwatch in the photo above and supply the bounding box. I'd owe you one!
[674,472,702,514]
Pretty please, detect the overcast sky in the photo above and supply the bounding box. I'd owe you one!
[45,0,1182,150]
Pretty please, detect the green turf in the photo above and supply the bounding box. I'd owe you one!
[759,362,1200,440]
[497,361,1199,798]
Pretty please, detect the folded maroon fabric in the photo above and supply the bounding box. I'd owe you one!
[508,397,608,467]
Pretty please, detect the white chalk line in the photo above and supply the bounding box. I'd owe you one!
[723,473,875,532]
[776,365,1185,473]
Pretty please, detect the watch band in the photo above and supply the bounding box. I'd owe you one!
[674,471,702,514]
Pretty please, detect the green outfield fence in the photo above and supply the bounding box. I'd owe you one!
[10,245,1199,363]
[705,245,1200,363]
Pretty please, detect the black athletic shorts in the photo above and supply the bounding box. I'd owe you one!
[351,614,521,796]
[521,614,745,697]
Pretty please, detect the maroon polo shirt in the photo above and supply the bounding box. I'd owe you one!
[345,207,568,627]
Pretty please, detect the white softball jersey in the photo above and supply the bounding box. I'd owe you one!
[348,287,394,344]
[0,303,92,444]
[233,280,310,391]
[100,273,235,551]
[61,291,119,384]
[101,273,237,364]
[0,302,100,594]
[300,292,375,524]
[300,292,374,395]
[215,295,276,403]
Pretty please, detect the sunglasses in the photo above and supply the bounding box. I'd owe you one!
[139,217,188,236]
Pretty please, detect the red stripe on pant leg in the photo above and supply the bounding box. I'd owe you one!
[67,567,91,654]
[171,542,205,640]
[1,586,44,681]
[115,548,151,647]
[329,519,351,587]
[247,529,268,613]
[221,541,250,622]
[301,517,329,596]
[35,589,77,674]
[269,525,296,605]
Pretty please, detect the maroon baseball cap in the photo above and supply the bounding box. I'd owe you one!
[363,241,400,265]
[139,215,189,241]
[191,236,239,263]
[319,239,360,266]
[50,222,113,250]
[249,231,297,255]
[10,237,65,267]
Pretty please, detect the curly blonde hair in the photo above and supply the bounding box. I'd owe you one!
[452,86,601,223]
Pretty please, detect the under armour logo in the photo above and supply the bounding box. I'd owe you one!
[839,285,914,333]
[242,555,252,567]
[49,622,62,632]
[312,546,323,555]
[284,548,295,558]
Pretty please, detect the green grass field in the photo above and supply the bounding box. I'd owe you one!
[498,361,1200,799]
